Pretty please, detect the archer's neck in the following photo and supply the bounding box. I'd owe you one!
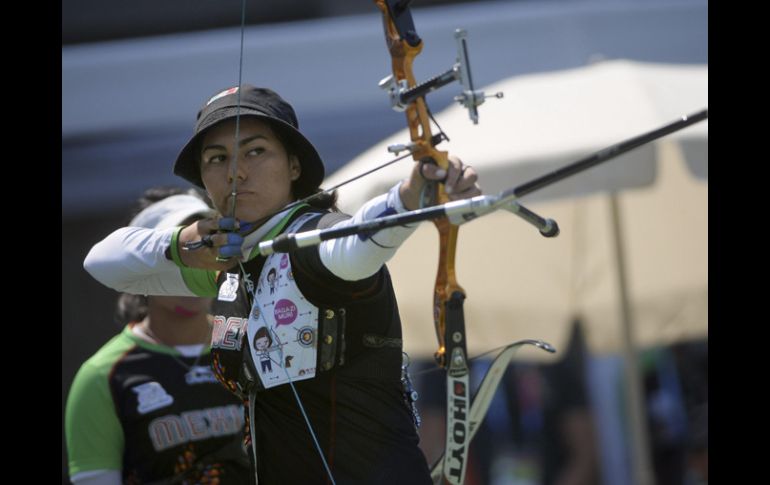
[140,311,212,347]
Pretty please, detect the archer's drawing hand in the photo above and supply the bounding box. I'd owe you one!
[399,155,481,211]
[178,217,244,271]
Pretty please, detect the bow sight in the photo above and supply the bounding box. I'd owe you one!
[378,28,503,125]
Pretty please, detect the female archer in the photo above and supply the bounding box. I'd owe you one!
[84,84,480,483]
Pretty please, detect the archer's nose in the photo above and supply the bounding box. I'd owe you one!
[227,157,248,183]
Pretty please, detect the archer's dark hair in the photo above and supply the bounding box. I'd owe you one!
[114,186,212,326]
[270,124,339,211]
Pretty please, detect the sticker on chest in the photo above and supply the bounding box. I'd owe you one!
[217,273,240,302]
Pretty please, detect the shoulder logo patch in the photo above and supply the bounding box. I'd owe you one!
[133,381,174,414]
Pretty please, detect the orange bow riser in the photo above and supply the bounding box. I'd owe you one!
[375,2,470,483]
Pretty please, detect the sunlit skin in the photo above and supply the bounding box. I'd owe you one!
[141,295,213,346]
[151,295,211,317]
[199,117,301,223]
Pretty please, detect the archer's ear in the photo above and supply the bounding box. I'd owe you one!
[289,155,301,181]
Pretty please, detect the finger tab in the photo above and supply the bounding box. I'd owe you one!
[218,217,238,231]
[219,245,242,259]
[226,233,244,245]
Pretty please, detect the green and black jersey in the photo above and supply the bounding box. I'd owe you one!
[65,325,252,484]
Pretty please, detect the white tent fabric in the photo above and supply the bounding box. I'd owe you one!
[381,140,706,358]
[324,60,707,358]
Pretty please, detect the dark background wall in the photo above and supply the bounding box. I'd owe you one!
[62,0,472,45]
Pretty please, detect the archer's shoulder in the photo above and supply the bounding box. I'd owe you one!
[297,209,350,231]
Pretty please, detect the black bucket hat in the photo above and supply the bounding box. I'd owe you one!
[173,84,325,197]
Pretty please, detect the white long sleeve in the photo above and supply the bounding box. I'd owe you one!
[319,182,419,281]
[85,183,420,291]
[83,226,196,296]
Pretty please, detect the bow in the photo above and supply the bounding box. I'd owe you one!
[373,2,489,483]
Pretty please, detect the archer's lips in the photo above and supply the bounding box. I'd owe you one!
[174,305,199,317]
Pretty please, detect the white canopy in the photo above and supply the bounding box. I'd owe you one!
[325,60,708,358]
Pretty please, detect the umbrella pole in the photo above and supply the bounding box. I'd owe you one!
[609,193,655,485]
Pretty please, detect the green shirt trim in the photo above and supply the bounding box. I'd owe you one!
[66,331,134,475]
[168,227,219,297]
[176,205,309,295]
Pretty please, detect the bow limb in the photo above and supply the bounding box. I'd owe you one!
[429,340,556,482]
[375,0,464,372]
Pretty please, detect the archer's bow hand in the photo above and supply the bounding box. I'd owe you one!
[399,155,481,211]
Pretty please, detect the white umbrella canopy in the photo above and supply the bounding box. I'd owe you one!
[323,59,708,358]
[375,140,706,358]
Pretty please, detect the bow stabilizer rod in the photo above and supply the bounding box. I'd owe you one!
[509,109,708,199]
[258,196,555,255]
[259,108,708,256]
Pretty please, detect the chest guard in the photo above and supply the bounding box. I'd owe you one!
[209,213,347,397]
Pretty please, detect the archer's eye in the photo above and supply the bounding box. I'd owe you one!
[246,147,265,157]
[203,154,228,165]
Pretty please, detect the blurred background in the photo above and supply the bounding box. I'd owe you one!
[62,0,707,483]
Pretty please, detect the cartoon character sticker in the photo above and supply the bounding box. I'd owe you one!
[253,326,275,374]
[267,268,278,295]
